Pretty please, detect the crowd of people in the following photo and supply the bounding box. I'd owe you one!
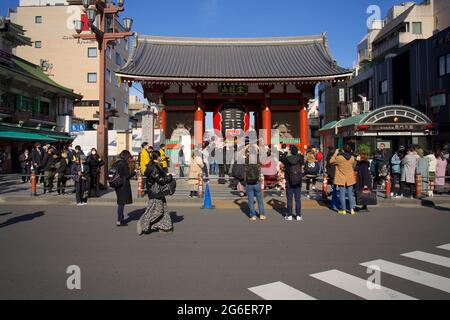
[18,143,104,205]
[9,138,449,232]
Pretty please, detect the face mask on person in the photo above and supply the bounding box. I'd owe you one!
[92,151,97,155]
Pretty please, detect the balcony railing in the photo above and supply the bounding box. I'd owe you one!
[372,35,400,59]
[347,101,371,117]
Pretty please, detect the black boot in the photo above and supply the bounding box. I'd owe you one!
[189,191,193,197]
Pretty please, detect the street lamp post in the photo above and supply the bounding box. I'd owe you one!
[73,0,133,188]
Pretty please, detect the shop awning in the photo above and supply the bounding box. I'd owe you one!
[42,133,74,142]
[0,131,58,142]
[319,105,436,137]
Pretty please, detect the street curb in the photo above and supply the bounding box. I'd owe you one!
[1,195,449,210]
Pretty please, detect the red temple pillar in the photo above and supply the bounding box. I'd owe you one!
[300,106,309,154]
[262,107,271,145]
[193,85,207,147]
[195,107,204,146]
[259,85,274,145]
[296,84,312,154]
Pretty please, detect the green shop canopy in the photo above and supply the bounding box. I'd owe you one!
[42,133,74,142]
[0,131,58,142]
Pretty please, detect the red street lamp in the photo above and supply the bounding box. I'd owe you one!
[72,0,133,188]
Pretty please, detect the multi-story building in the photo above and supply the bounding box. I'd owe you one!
[10,0,130,131]
[0,17,81,173]
[319,0,450,154]
[318,82,348,125]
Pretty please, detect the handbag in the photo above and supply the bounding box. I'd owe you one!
[356,188,378,206]
[148,177,177,198]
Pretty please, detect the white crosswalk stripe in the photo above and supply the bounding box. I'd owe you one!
[437,244,450,251]
[401,251,450,268]
[248,282,316,300]
[249,245,450,300]
[310,270,416,300]
[361,260,450,293]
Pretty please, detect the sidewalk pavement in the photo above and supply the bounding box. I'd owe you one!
[1,176,449,210]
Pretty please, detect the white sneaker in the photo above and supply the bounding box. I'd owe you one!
[296,216,303,221]
[285,216,293,221]
[137,221,143,235]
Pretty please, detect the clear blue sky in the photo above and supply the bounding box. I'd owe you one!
[2,0,403,68]
[1,0,402,128]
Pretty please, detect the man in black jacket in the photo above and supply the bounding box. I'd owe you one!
[43,147,57,194]
[280,145,304,221]
[30,143,43,182]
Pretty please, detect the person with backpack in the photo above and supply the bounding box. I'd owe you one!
[371,143,388,190]
[43,147,58,194]
[111,150,136,227]
[280,145,305,221]
[138,150,174,235]
[56,151,71,195]
[243,145,265,222]
[72,154,90,206]
[304,147,319,199]
[330,145,357,215]
[391,149,404,198]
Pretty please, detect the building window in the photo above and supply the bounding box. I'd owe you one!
[430,93,447,108]
[35,16,42,24]
[379,80,388,94]
[88,47,97,58]
[87,73,97,83]
[115,52,121,66]
[439,53,450,77]
[339,88,345,103]
[112,98,116,110]
[106,102,111,110]
[412,22,422,35]
[35,41,42,48]
[106,69,111,83]
[106,45,112,59]
[447,54,450,75]
[123,101,128,114]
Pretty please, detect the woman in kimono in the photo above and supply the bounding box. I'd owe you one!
[401,147,421,199]
[138,151,174,235]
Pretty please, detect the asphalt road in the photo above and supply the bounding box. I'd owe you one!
[0,203,449,300]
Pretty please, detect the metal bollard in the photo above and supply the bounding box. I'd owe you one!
[322,174,328,200]
[30,172,37,196]
[137,175,143,198]
[385,174,392,198]
[415,174,422,198]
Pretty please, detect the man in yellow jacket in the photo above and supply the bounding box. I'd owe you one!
[160,144,169,173]
[140,142,151,175]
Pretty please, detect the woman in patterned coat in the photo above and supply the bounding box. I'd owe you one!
[137,151,174,235]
